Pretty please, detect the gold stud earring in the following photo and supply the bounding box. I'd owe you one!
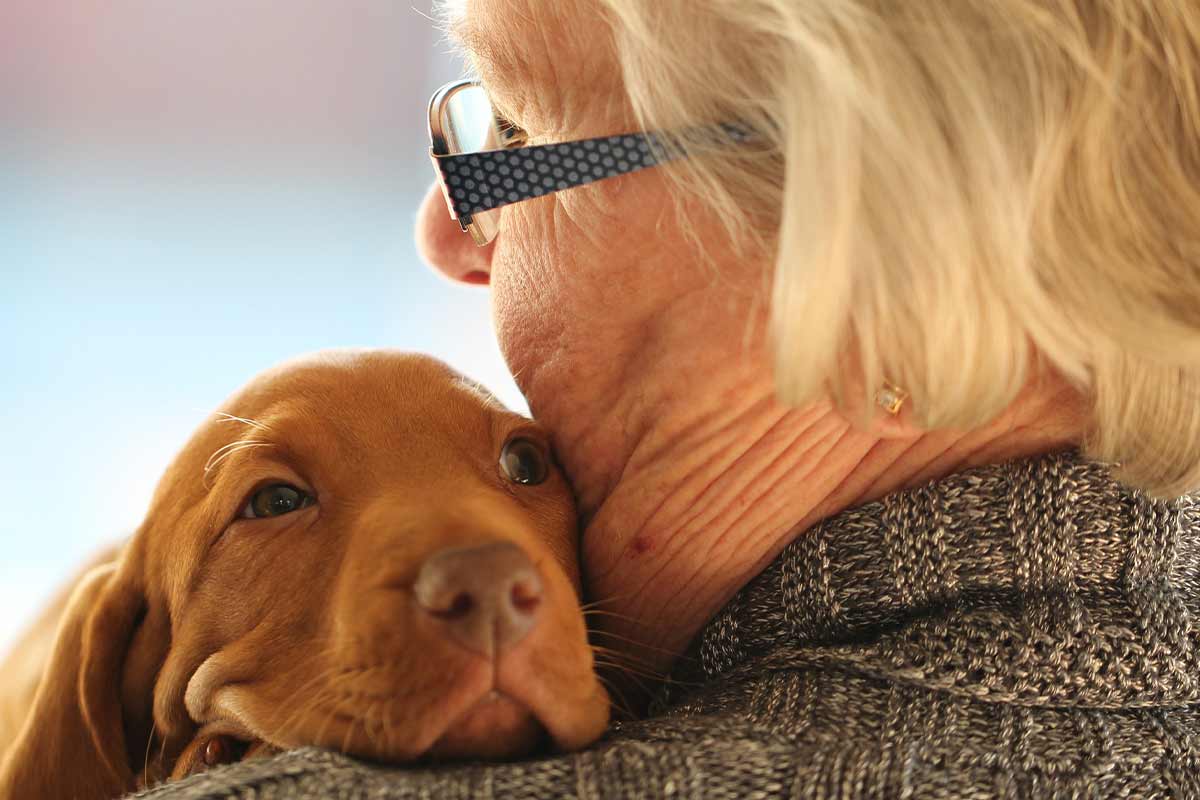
[875,380,908,415]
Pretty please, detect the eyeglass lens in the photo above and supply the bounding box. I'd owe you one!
[439,84,502,244]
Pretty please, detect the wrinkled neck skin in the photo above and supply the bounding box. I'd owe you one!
[525,300,1086,712]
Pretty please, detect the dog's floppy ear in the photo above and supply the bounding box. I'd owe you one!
[0,547,168,800]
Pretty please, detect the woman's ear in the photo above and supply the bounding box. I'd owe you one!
[0,547,169,800]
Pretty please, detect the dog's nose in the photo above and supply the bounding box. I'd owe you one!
[413,542,543,657]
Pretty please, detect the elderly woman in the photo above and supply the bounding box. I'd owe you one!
[145,0,1200,797]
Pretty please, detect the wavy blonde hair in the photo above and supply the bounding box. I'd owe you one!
[598,0,1200,497]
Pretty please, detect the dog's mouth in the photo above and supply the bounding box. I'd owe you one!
[424,690,546,760]
[418,648,608,762]
[195,641,609,764]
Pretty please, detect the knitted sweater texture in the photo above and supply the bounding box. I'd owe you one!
[133,451,1200,798]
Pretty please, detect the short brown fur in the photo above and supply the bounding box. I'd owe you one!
[0,350,609,799]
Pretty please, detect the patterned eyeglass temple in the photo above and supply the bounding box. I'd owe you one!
[430,108,755,231]
[431,131,677,221]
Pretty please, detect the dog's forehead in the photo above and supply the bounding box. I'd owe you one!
[214,350,522,449]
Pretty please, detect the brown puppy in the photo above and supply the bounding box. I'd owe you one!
[0,350,609,799]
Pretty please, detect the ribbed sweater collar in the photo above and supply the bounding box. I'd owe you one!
[681,450,1200,709]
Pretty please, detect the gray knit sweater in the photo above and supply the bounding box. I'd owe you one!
[133,451,1200,798]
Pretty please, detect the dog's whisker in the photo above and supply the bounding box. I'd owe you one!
[271,667,335,732]
[369,703,385,753]
[597,652,705,695]
[583,612,701,664]
[203,440,271,472]
[592,656,667,684]
[322,667,371,756]
[590,662,657,719]
[378,696,393,756]
[363,701,382,752]
[343,703,366,757]
[267,665,343,747]
[310,690,346,755]
[589,643,666,674]
[140,719,159,787]
[201,440,273,487]
[358,700,373,750]
[594,660,660,701]
[587,628,693,662]
[155,731,171,785]
[313,705,337,754]
[594,673,636,719]
[313,681,356,749]
[340,707,358,756]
[580,609,644,624]
[578,592,639,612]
[201,438,258,467]
[266,647,406,758]
[589,643,641,660]
[591,649,668,681]
[378,703,393,755]
[591,654,661,681]
[212,412,273,433]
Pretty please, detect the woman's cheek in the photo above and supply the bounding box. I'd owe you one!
[489,214,570,373]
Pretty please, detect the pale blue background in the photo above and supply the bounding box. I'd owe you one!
[0,2,519,651]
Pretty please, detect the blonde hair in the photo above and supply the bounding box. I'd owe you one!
[598,0,1200,497]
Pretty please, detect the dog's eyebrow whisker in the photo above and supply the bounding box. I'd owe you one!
[457,375,506,411]
[212,412,273,433]
[201,441,274,485]
[203,440,271,472]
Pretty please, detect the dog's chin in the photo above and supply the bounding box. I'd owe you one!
[424,691,546,761]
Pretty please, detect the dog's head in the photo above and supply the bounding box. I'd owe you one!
[12,350,609,794]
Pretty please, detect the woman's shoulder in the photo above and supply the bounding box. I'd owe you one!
[131,664,1194,800]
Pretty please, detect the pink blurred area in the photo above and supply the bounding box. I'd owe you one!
[0,2,526,653]
[0,0,450,169]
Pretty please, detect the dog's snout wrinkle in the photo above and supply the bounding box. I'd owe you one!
[413,542,543,658]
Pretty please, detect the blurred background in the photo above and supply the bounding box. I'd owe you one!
[0,1,516,651]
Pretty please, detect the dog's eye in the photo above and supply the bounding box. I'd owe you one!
[500,438,549,486]
[240,484,313,519]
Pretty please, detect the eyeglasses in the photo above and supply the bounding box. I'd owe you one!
[427,79,754,247]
